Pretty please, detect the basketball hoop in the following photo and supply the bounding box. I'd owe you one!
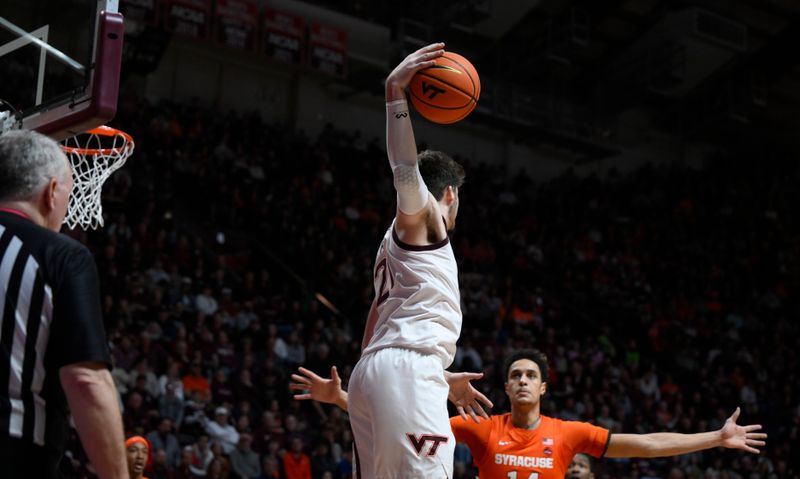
[61,125,134,229]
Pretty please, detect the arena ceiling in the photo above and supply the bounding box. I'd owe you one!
[311,0,800,158]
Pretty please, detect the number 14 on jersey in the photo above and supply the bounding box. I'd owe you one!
[508,472,539,479]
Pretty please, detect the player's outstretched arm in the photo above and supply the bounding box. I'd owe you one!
[290,366,494,425]
[385,43,444,235]
[290,366,349,412]
[444,371,494,423]
[605,407,767,458]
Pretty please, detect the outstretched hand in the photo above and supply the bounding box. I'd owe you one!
[446,372,494,424]
[386,42,445,98]
[290,366,344,406]
[719,407,767,454]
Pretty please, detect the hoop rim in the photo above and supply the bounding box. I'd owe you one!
[61,125,134,156]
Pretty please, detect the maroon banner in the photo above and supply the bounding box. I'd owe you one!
[215,0,258,50]
[120,0,159,26]
[262,8,305,65]
[164,0,211,39]
[308,22,347,77]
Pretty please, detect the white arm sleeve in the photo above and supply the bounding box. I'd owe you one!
[386,100,428,215]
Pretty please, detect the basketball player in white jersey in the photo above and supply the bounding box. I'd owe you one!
[346,42,474,479]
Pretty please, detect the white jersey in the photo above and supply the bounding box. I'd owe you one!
[362,220,462,367]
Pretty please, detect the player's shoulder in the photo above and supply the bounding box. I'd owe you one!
[542,415,603,437]
[540,414,582,431]
[450,413,507,431]
[541,414,582,426]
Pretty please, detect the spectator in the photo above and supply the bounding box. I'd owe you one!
[181,390,209,438]
[205,406,240,455]
[125,436,151,479]
[133,358,162,399]
[159,382,185,430]
[183,361,211,402]
[230,433,261,479]
[211,441,233,478]
[175,445,195,479]
[310,442,335,479]
[130,373,158,411]
[149,448,172,479]
[284,331,306,367]
[189,434,214,477]
[283,437,312,479]
[146,417,182,468]
[212,369,235,405]
[257,455,282,479]
[124,391,151,433]
[160,361,186,401]
[196,285,219,316]
[233,369,261,411]
[207,458,227,479]
[252,410,283,454]
[335,450,353,479]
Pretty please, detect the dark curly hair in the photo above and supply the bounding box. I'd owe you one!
[503,349,549,384]
[417,150,465,200]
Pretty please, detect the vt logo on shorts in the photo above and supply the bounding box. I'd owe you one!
[406,433,449,457]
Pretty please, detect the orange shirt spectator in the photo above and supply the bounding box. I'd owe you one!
[283,438,311,479]
[182,362,211,401]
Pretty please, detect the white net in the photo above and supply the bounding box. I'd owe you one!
[61,126,134,229]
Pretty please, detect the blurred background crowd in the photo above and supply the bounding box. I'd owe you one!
[63,96,798,479]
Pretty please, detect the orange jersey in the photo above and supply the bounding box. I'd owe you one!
[451,414,610,479]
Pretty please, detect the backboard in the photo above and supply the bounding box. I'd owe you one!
[0,0,124,140]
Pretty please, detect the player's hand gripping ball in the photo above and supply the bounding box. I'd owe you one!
[409,52,481,124]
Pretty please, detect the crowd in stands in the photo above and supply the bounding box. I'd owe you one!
[62,94,798,479]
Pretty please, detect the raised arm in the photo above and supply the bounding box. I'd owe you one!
[385,43,444,241]
[605,407,766,458]
[60,362,128,479]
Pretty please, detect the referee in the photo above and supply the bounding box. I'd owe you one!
[0,130,127,478]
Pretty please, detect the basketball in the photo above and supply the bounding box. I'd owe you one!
[409,52,481,124]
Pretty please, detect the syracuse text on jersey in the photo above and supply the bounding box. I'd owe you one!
[494,454,555,469]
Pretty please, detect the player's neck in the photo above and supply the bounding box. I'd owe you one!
[511,405,542,430]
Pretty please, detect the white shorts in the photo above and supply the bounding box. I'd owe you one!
[348,347,454,479]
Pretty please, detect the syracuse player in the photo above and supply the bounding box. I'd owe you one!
[451,350,607,478]
[450,349,767,478]
[291,348,766,478]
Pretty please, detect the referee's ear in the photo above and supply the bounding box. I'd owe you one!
[42,177,59,210]
[40,169,72,231]
[38,177,61,230]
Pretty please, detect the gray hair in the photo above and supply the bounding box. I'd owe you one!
[0,130,69,201]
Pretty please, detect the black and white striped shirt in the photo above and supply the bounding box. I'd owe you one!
[0,210,110,453]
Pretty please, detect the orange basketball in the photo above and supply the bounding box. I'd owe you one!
[409,52,480,124]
